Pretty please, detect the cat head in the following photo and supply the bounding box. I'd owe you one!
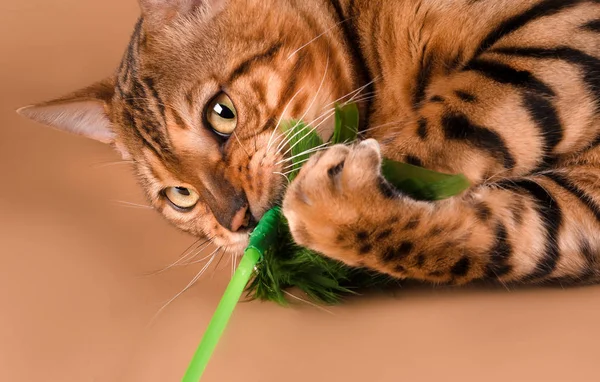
[18,0,363,253]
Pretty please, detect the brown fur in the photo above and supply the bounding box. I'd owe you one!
[18,0,600,285]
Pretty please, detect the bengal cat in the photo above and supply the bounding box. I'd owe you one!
[18,0,600,286]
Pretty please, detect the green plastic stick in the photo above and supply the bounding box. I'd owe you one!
[181,208,282,382]
[182,103,472,380]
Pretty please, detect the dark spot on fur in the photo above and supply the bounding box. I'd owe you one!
[328,161,345,178]
[430,95,445,103]
[382,242,414,263]
[429,271,445,277]
[381,247,396,263]
[405,155,424,167]
[336,233,345,243]
[404,219,420,230]
[485,224,513,278]
[451,256,471,277]
[474,202,492,221]
[417,118,429,140]
[377,229,393,240]
[356,231,369,242]
[510,199,525,226]
[455,90,477,103]
[399,241,414,255]
[359,244,373,255]
[416,253,426,268]
[428,226,444,237]
[394,265,406,273]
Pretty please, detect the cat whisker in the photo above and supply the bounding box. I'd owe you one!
[274,119,305,153]
[345,94,377,105]
[324,77,379,109]
[110,200,153,209]
[287,17,352,60]
[281,167,302,176]
[183,245,222,266]
[234,131,252,159]
[268,70,377,161]
[149,249,220,325]
[277,110,336,159]
[232,250,238,276]
[91,160,134,169]
[280,157,316,172]
[278,148,329,172]
[273,172,292,184]
[282,290,335,315]
[359,119,403,134]
[145,238,213,276]
[269,103,334,159]
[265,87,305,155]
[211,249,227,279]
[274,108,336,159]
[281,161,316,176]
[275,142,330,166]
[275,54,330,153]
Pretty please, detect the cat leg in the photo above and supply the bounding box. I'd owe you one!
[283,140,600,285]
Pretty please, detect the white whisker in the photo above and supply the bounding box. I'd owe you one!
[184,246,222,265]
[91,160,134,169]
[265,87,305,155]
[234,131,252,158]
[324,77,379,109]
[277,110,335,159]
[360,119,403,134]
[283,291,335,315]
[287,18,351,60]
[148,250,219,325]
[275,54,330,153]
[280,156,317,172]
[110,200,153,209]
[146,238,213,276]
[275,142,330,166]
[273,172,292,184]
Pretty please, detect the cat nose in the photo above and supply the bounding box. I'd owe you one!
[229,204,256,232]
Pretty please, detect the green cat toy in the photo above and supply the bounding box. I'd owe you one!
[182,104,470,381]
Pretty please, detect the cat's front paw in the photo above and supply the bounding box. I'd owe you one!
[282,139,397,266]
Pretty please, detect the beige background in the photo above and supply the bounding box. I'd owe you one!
[1,1,599,381]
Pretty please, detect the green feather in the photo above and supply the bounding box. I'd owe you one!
[282,119,323,181]
[245,103,470,305]
[331,103,360,145]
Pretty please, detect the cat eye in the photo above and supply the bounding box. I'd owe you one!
[206,93,237,137]
[164,187,199,211]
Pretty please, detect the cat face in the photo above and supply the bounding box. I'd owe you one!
[18,0,360,253]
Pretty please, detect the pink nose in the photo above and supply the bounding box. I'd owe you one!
[229,204,250,232]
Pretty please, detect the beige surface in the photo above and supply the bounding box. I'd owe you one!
[1,1,599,381]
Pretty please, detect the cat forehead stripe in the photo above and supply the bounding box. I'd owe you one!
[117,18,177,163]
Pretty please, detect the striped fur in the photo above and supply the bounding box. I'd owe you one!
[20,0,600,285]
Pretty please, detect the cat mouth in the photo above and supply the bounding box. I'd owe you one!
[229,204,258,233]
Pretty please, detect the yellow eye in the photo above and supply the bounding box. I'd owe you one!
[164,187,199,210]
[206,93,237,136]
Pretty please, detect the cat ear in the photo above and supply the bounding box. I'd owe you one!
[139,0,225,30]
[17,79,116,144]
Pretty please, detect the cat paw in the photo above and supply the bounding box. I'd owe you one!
[282,139,397,266]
